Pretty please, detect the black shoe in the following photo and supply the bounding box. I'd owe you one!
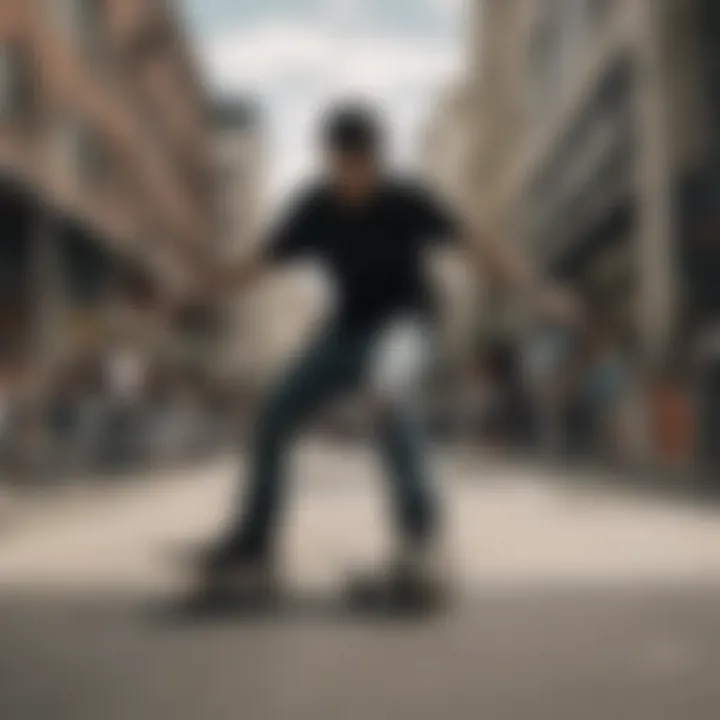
[201,531,265,568]
[195,534,278,604]
[345,543,453,615]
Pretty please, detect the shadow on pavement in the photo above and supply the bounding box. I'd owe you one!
[145,587,453,627]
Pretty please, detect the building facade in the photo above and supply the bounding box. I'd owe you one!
[472,0,719,364]
[212,98,328,391]
[467,0,529,339]
[0,0,213,383]
[422,84,482,372]
[212,97,265,385]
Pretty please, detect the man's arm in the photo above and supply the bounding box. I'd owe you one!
[202,185,318,300]
[162,250,271,316]
[462,229,536,293]
[408,180,579,323]
[460,229,580,324]
[163,184,319,315]
[209,250,272,299]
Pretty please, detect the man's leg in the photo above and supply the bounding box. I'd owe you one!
[349,317,451,608]
[220,328,365,562]
[343,400,447,609]
[367,316,438,546]
[375,403,438,545]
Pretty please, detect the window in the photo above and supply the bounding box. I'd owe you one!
[0,42,33,122]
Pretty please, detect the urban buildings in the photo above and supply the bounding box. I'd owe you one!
[463,0,530,342]
[0,0,213,384]
[212,96,325,392]
[212,97,266,386]
[423,84,474,216]
[422,85,482,372]
[471,0,720,365]
[460,0,720,465]
[0,0,219,476]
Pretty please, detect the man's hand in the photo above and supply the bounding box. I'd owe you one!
[189,261,226,304]
[211,253,270,299]
[156,260,224,319]
[163,253,270,315]
[463,230,583,328]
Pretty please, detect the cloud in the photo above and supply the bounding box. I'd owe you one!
[200,19,461,193]
[430,0,466,12]
[204,21,457,93]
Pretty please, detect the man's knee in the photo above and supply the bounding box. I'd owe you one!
[370,392,415,440]
[367,316,430,404]
[370,390,398,418]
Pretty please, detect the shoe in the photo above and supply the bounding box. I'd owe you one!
[195,534,278,603]
[346,540,454,614]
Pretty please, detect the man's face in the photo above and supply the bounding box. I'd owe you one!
[327,148,380,203]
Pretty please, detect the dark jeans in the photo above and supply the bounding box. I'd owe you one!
[233,324,437,555]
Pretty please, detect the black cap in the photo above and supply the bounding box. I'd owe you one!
[322,102,384,155]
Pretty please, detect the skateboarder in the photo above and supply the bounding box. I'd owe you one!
[194,102,577,605]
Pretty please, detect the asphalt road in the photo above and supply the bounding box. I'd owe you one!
[1,446,719,719]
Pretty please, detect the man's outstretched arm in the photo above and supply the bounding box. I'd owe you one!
[180,183,319,307]
[209,251,272,299]
[460,229,580,324]
[164,250,272,315]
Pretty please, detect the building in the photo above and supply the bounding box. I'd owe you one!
[422,84,482,372]
[423,85,474,215]
[0,0,213,388]
[212,97,328,391]
[212,97,265,384]
[471,0,720,364]
[466,0,529,341]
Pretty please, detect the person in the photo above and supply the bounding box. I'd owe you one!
[190,102,577,604]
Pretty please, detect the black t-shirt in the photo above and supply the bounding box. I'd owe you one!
[264,178,461,329]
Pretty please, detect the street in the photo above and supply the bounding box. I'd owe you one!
[1,444,719,719]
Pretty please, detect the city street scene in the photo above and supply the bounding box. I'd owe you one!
[1,0,720,718]
[2,447,720,719]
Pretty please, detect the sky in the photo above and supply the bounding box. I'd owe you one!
[180,0,466,195]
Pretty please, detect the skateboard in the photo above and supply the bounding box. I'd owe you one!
[166,541,451,618]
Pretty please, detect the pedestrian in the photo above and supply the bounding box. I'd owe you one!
[189,102,577,606]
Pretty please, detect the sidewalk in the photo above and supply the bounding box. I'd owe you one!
[1,444,720,720]
[504,451,718,507]
[0,456,232,535]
